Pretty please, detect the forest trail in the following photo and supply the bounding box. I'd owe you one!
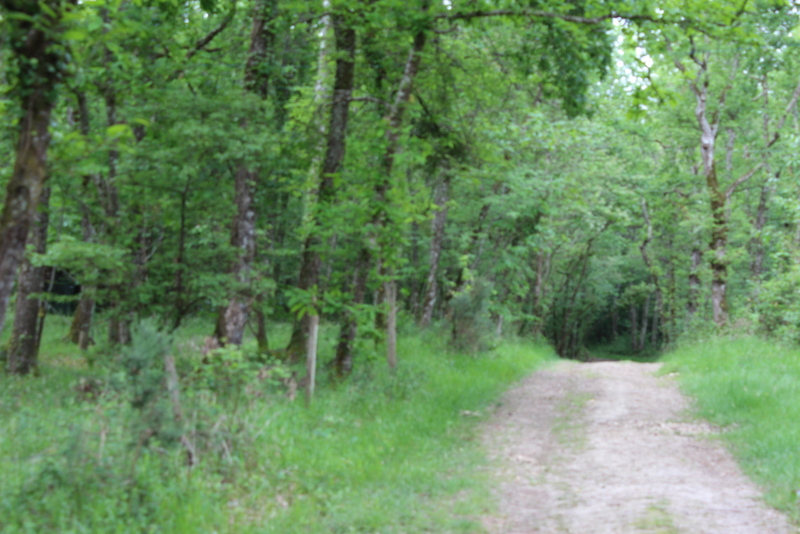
[481,360,796,534]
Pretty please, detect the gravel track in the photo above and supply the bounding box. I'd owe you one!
[481,360,796,534]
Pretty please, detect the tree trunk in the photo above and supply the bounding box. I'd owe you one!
[750,182,770,281]
[689,57,728,326]
[640,294,650,351]
[611,300,618,342]
[708,174,729,327]
[364,23,428,364]
[532,251,550,337]
[687,247,702,317]
[66,91,98,346]
[420,174,450,327]
[108,315,131,346]
[667,245,677,345]
[255,302,269,352]
[72,197,97,347]
[335,11,428,374]
[334,248,370,377]
[752,82,776,284]
[651,290,661,348]
[0,7,60,337]
[77,295,95,350]
[639,200,663,350]
[630,304,638,352]
[216,0,278,345]
[6,188,51,374]
[409,221,422,317]
[172,176,191,330]
[287,11,354,356]
[218,166,257,346]
[101,69,129,345]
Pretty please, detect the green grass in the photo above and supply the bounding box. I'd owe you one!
[0,316,555,533]
[662,335,800,520]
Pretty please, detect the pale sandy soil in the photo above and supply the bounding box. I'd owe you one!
[481,360,797,534]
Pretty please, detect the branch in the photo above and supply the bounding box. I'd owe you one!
[436,8,673,25]
[725,163,763,199]
[687,36,704,69]
[185,0,237,61]
[732,0,751,23]
[664,37,699,95]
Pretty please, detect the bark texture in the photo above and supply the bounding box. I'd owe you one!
[216,0,277,345]
[687,247,702,317]
[218,166,258,346]
[6,188,51,374]
[420,175,450,327]
[0,1,64,338]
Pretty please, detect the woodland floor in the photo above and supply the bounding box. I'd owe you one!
[480,360,797,534]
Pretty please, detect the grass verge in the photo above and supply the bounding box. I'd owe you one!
[662,335,800,521]
[0,317,554,533]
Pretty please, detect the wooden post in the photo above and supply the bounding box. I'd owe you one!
[164,354,197,467]
[306,313,319,403]
[386,280,397,370]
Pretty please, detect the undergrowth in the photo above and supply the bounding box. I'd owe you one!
[0,315,554,533]
[662,336,800,521]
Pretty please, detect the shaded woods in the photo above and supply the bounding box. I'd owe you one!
[5,1,800,370]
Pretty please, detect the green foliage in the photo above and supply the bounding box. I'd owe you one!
[450,278,496,353]
[755,266,800,343]
[663,336,800,520]
[32,237,128,289]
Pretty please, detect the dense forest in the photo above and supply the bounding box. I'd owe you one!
[4,0,800,370]
[3,0,800,531]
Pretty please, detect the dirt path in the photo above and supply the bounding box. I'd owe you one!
[481,360,796,534]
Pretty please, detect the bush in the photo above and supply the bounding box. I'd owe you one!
[754,267,800,343]
[449,279,495,353]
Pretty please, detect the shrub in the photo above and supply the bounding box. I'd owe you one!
[754,267,800,343]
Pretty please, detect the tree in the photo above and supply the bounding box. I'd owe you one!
[0,0,73,345]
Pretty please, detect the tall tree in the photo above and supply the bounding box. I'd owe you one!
[287,7,355,358]
[216,0,278,346]
[0,0,73,340]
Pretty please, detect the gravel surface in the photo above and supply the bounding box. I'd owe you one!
[481,360,796,534]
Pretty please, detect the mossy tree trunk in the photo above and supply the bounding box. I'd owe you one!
[6,188,51,374]
[0,0,68,342]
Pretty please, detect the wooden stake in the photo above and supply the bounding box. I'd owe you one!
[386,281,397,370]
[306,313,319,403]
